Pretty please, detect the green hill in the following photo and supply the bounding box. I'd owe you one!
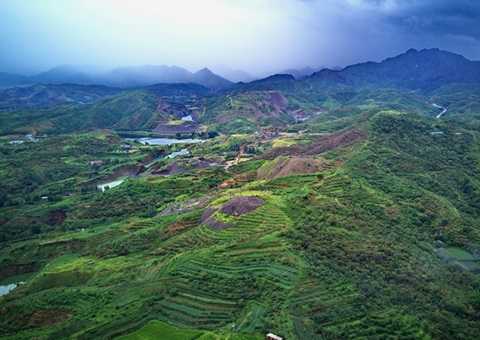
[0,90,169,135]
[1,105,479,339]
[1,50,480,339]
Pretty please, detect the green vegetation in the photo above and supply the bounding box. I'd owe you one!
[117,320,204,340]
[444,248,475,261]
[1,75,480,339]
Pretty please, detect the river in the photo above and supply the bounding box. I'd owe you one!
[144,149,190,168]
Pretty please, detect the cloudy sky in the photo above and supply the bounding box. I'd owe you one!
[1,0,480,76]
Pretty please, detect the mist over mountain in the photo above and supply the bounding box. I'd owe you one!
[1,48,479,94]
[279,66,325,79]
[104,65,193,87]
[0,72,29,88]
[209,64,256,83]
[0,64,235,89]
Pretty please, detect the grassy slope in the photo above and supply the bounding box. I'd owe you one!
[0,90,163,135]
[0,87,480,339]
[200,91,294,134]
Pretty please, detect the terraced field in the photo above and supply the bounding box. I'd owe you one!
[142,193,302,334]
[1,79,480,339]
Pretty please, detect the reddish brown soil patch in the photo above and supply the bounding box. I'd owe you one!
[28,309,72,327]
[218,178,236,189]
[44,210,67,226]
[236,170,257,182]
[257,157,323,180]
[269,92,289,108]
[200,207,234,229]
[164,223,188,237]
[220,196,265,216]
[219,170,257,189]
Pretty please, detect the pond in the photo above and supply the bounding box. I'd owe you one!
[166,149,189,159]
[144,149,190,168]
[125,137,203,146]
[97,177,126,191]
[0,272,35,297]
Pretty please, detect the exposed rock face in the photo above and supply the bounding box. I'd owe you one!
[219,196,265,216]
[156,195,213,217]
[200,196,265,230]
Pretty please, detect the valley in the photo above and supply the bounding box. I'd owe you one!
[0,48,480,339]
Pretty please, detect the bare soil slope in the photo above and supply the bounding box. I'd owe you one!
[200,196,265,229]
[257,156,323,180]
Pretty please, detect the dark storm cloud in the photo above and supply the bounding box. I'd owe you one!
[292,0,480,67]
[385,0,480,40]
[0,0,479,75]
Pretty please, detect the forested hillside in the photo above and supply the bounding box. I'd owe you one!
[1,48,480,339]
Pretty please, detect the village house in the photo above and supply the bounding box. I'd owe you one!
[266,333,284,340]
[88,160,103,166]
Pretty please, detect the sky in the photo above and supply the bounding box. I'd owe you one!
[1,0,480,76]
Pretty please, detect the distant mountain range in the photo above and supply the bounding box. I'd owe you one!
[239,48,480,93]
[304,48,480,92]
[1,48,479,93]
[209,64,257,83]
[279,66,325,79]
[0,65,236,89]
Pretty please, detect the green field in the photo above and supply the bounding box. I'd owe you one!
[444,247,476,261]
[117,320,205,340]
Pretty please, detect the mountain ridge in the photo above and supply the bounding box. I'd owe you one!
[1,48,480,92]
[305,48,480,91]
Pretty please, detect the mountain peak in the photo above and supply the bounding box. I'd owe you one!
[195,67,214,75]
[191,68,233,88]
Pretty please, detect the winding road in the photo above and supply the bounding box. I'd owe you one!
[432,103,447,118]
